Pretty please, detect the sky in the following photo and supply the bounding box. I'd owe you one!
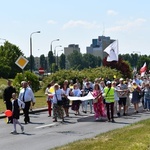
[0,0,150,57]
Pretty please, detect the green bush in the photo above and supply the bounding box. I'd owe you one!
[13,71,40,93]
[43,67,122,89]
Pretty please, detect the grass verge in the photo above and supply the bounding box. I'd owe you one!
[52,119,150,150]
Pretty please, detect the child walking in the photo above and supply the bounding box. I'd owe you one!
[11,93,25,134]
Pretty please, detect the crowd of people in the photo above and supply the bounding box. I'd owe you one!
[2,74,150,134]
[45,75,150,123]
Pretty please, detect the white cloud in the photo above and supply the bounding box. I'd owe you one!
[62,20,101,30]
[107,10,118,16]
[47,20,57,24]
[106,18,146,33]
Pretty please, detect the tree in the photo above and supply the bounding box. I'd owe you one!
[48,51,55,73]
[59,54,66,69]
[67,51,83,70]
[103,57,132,78]
[40,54,47,69]
[82,53,101,68]
[0,41,24,78]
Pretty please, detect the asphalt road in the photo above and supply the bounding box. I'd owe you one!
[0,105,150,150]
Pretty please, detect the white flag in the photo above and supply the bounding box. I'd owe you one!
[104,40,119,62]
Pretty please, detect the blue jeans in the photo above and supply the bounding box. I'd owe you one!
[144,98,150,109]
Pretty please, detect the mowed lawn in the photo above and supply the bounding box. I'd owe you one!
[53,119,150,150]
[0,78,47,113]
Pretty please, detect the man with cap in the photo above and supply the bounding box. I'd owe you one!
[117,78,128,116]
[103,81,115,122]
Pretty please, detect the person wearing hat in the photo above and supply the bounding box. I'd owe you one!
[117,78,128,116]
[103,81,115,122]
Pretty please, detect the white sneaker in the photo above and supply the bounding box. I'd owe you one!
[96,118,99,120]
[21,126,24,133]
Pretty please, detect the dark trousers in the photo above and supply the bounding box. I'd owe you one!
[106,102,114,120]
[23,101,31,123]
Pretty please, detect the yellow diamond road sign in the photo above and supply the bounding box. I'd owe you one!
[15,55,29,69]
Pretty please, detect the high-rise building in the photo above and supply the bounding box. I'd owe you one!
[64,44,80,57]
[86,36,115,60]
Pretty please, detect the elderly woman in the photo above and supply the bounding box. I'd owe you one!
[52,83,64,122]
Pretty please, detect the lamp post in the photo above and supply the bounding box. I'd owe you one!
[30,31,40,73]
[54,45,62,64]
[50,39,59,52]
[0,38,6,41]
[0,38,6,45]
[57,49,63,67]
[132,51,141,55]
[49,39,59,73]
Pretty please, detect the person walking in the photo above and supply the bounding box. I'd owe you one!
[11,93,25,134]
[61,81,70,117]
[71,83,82,115]
[144,82,150,111]
[18,81,35,124]
[131,81,141,113]
[45,84,52,117]
[52,83,64,122]
[3,80,16,124]
[103,81,115,122]
[92,83,106,121]
[82,82,93,114]
[117,78,128,116]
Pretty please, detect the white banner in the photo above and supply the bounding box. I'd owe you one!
[67,92,94,101]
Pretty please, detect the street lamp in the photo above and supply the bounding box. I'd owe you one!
[57,49,63,67]
[0,38,6,45]
[132,51,141,55]
[50,39,59,52]
[49,39,59,73]
[30,31,40,73]
[0,38,6,41]
[54,45,62,64]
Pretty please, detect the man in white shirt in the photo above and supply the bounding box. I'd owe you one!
[18,81,35,124]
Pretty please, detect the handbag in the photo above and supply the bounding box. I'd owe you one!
[93,98,98,103]
[93,92,102,103]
